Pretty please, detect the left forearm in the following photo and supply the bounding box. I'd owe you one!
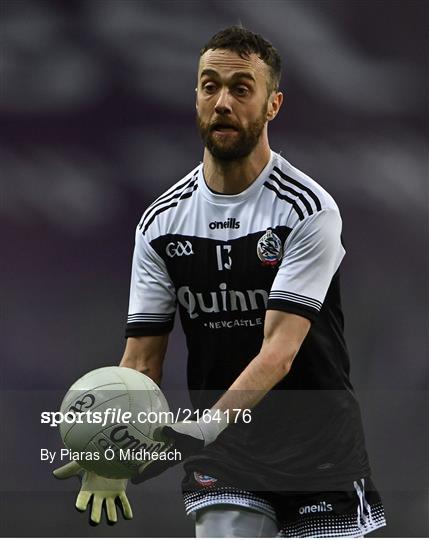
[176,312,310,449]
[143,313,310,476]
[212,344,295,421]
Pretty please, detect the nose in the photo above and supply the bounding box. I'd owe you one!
[214,87,232,115]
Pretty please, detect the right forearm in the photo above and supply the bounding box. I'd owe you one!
[119,355,162,385]
[119,335,168,386]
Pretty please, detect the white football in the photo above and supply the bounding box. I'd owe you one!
[59,366,170,478]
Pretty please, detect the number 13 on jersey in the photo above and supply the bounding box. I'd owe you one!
[216,245,232,271]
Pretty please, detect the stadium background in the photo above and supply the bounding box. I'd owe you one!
[1,0,427,536]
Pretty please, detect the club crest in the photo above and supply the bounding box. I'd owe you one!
[257,228,283,267]
[194,471,218,488]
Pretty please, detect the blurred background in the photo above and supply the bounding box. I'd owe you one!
[1,0,427,536]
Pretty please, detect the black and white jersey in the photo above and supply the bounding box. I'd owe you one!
[126,151,370,490]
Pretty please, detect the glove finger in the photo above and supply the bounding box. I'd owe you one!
[53,460,82,479]
[75,490,92,512]
[90,494,103,525]
[106,497,118,524]
[118,492,133,519]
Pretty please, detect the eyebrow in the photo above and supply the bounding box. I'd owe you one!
[200,68,256,83]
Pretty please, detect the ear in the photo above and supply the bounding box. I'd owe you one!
[266,92,284,121]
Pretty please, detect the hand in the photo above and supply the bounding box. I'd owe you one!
[132,408,229,484]
[53,461,133,525]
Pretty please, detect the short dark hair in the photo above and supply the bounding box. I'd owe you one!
[200,26,282,94]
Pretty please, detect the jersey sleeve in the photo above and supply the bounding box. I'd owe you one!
[125,227,176,337]
[267,208,345,322]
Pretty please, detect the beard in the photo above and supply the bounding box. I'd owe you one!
[197,105,267,162]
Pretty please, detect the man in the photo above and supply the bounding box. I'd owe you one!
[55,26,386,537]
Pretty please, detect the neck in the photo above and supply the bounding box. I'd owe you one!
[203,138,272,195]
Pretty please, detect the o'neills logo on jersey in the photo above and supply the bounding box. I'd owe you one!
[177,282,268,319]
[298,501,333,515]
[209,218,240,230]
[257,228,283,267]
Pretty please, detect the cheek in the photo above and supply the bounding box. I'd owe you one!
[242,104,266,125]
[196,100,215,123]
[196,94,209,111]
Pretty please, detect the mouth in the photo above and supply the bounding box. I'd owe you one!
[210,123,239,133]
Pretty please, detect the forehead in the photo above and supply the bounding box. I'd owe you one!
[198,48,269,82]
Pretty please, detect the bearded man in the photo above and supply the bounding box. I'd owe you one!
[55,26,386,538]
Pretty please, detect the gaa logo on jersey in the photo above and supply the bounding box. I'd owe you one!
[194,471,218,488]
[257,228,283,267]
[166,241,193,258]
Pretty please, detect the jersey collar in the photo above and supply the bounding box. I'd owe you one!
[198,150,275,205]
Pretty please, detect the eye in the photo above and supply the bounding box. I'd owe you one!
[202,82,217,94]
[234,85,249,97]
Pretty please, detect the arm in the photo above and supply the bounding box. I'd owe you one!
[212,309,310,417]
[119,335,169,386]
[154,310,310,452]
[208,211,343,426]
[217,208,342,416]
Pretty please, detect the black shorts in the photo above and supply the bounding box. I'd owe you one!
[183,471,386,537]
